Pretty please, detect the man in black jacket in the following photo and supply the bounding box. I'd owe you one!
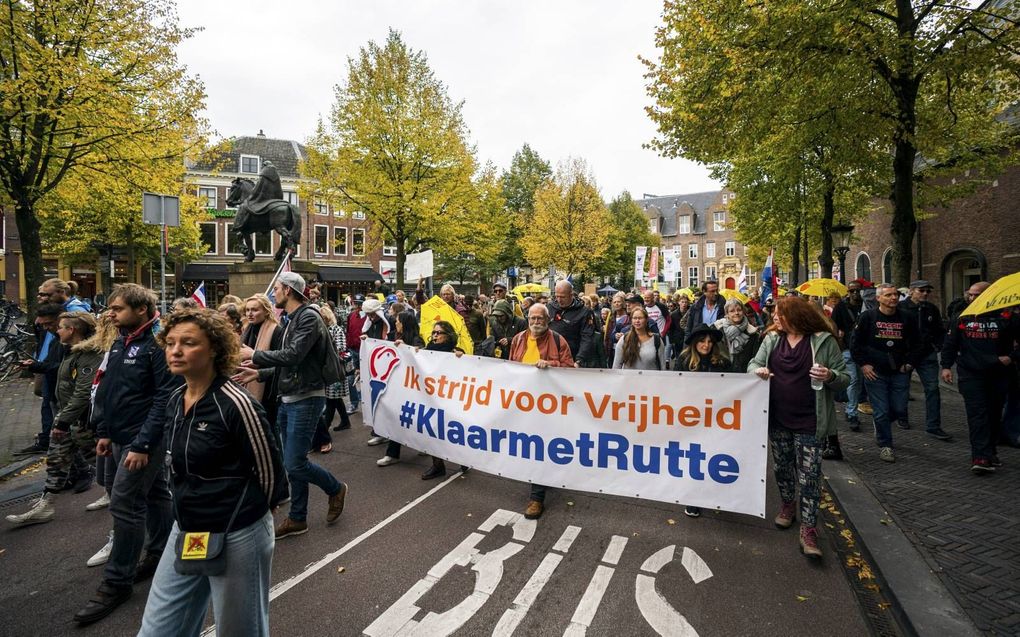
[548,281,593,368]
[899,280,952,441]
[237,271,348,540]
[686,280,724,344]
[74,285,179,626]
[831,281,864,430]
[941,288,1020,473]
[851,283,924,463]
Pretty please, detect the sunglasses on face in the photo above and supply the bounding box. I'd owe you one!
[432,330,445,336]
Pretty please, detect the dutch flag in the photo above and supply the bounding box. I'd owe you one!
[760,249,776,303]
[191,282,207,308]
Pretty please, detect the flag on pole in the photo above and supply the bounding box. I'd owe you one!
[760,249,776,303]
[648,247,659,281]
[266,252,293,303]
[634,246,648,282]
[191,282,207,308]
[737,266,748,294]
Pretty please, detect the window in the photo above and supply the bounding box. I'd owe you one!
[688,243,698,259]
[649,219,658,234]
[747,272,757,289]
[352,228,366,256]
[713,211,726,231]
[743,244,748,256]
[706,242,716,258]
[675,270,683,288]
[284,191,299,206]
[678,215,691,234]
[688,266,699,288]
[314,199,328,215]
[333,206,346,217]
[721,193,728,204]
[352,210,366,220]
[314,225,329,255]
[809,262,820,280]
[705,266,717,280]
[333,227,347,255]
[199,223,218,255]
[225,223,270,256]
[726,241,735,257]
[383,239,397,257]
[240,155,260,174]
[198,186,217,209]
[855,252,872,281]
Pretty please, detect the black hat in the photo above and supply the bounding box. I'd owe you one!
[685,323,724,346]
[626,294,643,305]
[353,294,365,303]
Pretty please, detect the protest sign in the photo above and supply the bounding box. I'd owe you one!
[361,339,768,517]
[405,250,434,282]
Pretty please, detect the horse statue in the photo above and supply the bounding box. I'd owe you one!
[225,161,302,262]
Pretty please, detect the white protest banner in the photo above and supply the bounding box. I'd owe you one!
[634,246,648,281]
[405,250,434,282]
[361,339,768,517]
[662,247,679,280]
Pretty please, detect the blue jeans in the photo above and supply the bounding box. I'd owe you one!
[912,351,942,432]
[138,512,274,637]
[104,443,173,588]
[864,372,910,447]
[842,350,860,419]
[278,397,341,522]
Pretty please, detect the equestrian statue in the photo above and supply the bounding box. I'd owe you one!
[226,161,302,262]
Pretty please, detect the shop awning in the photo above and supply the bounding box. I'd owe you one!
[182,264,229,281]
[318,266,384,283]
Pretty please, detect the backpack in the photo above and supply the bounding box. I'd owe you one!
[306,305,343,386]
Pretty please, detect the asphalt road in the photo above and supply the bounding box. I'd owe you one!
[0,416,869,636]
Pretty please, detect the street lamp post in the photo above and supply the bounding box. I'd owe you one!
[830,222,855,283]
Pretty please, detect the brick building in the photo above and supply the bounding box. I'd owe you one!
[636,190,753,291]
[184,132,382,306]
[848,160,1020,312]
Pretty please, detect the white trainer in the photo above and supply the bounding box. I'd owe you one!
[87,530,115,567]
[366,436,388,446]
[376,456,400,467]
[5,493,55,526]
[85,492,110,511]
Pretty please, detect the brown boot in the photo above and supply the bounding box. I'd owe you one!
[326,482,349,524]
[275,517,308,539]
[524,499,544,520]
[799,525,822,558]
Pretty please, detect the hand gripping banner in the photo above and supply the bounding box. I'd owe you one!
[362,339,769,517]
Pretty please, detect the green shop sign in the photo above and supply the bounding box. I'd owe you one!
[207,208,236,218]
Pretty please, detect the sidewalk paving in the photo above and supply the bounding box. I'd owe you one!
[0,378,44,469]
[833,383,1019,636]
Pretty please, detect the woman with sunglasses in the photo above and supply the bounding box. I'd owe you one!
[376,321,462,479]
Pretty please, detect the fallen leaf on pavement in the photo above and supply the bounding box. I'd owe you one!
[667,519,676,525]
[336,566,345,573]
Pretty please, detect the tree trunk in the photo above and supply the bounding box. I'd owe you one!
[395,215,406,289]
[14,199,44,316]
[818,177,836,278]
[890,136,917,287]
[789,222,802,289]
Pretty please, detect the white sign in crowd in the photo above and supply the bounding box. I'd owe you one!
[361,339,769,518]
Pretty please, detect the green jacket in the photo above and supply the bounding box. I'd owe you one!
[747,331,850,438]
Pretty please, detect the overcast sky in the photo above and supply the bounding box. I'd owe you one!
[174,0,719,199]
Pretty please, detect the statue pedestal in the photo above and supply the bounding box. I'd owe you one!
[227,260,319,300]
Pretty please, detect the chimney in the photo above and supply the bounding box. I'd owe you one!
[257,129,266,137]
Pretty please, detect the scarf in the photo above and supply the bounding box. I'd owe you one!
[242,320,276,401]
[715,316,757,356]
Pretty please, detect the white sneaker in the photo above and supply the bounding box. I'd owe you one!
[5,493,55,526]
[377,455,400,467]
[879,447,896,463]
[87,530,114,567]
[366,436,388,446]
[85,492,110,511]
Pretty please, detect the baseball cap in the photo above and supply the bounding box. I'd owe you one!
[353,293,365,303]
[626,294,643,305]
[909,279,933,290]
[492,282,507,291]
[277,272,308,300]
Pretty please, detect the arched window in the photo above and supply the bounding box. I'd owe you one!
[941,249,987,308]
[855,252,872,282]
[882,248,893,283]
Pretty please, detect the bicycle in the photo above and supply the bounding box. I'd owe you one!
[0,324,36,384]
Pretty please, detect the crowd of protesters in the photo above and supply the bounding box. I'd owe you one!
[1,269,1016,633]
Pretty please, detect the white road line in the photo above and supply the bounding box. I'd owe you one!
[493,525,582,637]
[564,565,615,635]
[552,524,581,553]
[602,535,628,565]
[200,471,463,637]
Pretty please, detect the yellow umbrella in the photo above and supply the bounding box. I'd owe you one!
[512,283,549,303]
[960,271,1020,317]
[797,278,847,298]
[719,289,749,304]
[417,295,474,355]
[676,288,695,301]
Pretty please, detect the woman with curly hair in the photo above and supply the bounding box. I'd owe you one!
[748,296,849,559]
[138,309,286,636]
